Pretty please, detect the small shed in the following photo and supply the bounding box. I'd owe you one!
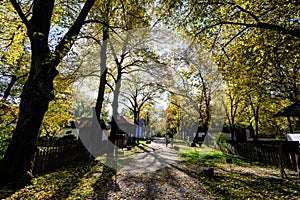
[274,101,300,133]
[274,101,300,117]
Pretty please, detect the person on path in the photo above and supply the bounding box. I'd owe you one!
[170,135,174,147]
[165,134,169,147]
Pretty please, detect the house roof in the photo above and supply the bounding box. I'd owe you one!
[273,101,300,117]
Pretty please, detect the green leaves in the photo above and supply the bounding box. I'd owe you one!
[0,123,13,159]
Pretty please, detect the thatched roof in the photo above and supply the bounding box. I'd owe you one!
[273,101,300,117]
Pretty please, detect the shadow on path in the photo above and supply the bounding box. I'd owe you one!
[106,139,212,199]
[92,163,119,199]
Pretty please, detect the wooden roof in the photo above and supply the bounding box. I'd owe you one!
[274,101,300,117]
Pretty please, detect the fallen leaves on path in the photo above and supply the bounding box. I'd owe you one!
[106,165,212,199]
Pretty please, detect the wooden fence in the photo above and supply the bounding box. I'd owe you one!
[226,141,300,171]
[32,140,89,174]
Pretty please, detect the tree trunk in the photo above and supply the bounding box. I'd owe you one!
[106,68,121,165]
[287,117,294,133]
[0,66,57,187]
[254,106,260,141]
[0,76,16,104]
[0,50,58,188]
[110,67,122,142]
[95,26,109,120]
[230,99,235,141]
[0,0,56,187]
[0,0,96,188]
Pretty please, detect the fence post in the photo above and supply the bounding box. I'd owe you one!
[279,142,288,179]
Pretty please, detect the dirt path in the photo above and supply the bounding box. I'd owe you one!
[106,138,213,199]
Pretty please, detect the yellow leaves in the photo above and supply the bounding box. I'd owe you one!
[40,74,75,136]
[0,102,19,122]
[255,56,261,63]
[0,5,27,65]
[1,162,104,199]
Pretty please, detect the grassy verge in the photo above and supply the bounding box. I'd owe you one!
[177,147,300,199]
[0,142,151,200]
[0,161,114,199]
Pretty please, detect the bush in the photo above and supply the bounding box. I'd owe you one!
[217,133,228,152]
[0,124,13,159]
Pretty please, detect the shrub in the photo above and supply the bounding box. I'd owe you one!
[0,123,13,159]
[217,133,228,152]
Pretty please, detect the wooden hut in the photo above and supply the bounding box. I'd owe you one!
[274,101,300,133]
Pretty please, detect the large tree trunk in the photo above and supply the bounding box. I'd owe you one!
[106,68,121,166]
[1,65,57,187]
[0,0,56,187]
[110,67,122,143]
[0,0,96,188]
[95,26,109,120]
[95,0,112,120]
[231,116,235,141]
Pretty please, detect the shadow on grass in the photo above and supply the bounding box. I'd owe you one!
[172,158,300,199]
[0,160,100,199]
[198,170,300,199]
[178,148,300,199]
[46,160,99,200]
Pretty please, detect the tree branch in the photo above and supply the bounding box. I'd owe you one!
[52,0,96,67]
[77,35,101,45]
[106,82,114,92]
[235,4,260,22]
[198,21,300,38]
[107,71,117,82]
[121,59,144,70]
[10,0,31,29]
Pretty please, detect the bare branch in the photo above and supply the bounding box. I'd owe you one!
[10,0,31,29]
[121,59,144,70]
[52,0,96,67]
[106,82,114,92]
[107,71,117,82]
[77,35,101,45]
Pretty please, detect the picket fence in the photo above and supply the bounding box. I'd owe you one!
[226,141,300,171]
[32,140,88,174]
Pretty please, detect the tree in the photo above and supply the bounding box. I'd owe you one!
[79,0,152,121]
[107,30,149,143]
[223,80,246,140]
[217,25,299,138]
[0,0,96,187]
[167,1,300,138]
[119,72,160,126]
[172,1,299,39]
[165,94,181,136]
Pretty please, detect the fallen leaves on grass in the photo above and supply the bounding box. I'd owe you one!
[1,161,109,199]
[179,148,300,199]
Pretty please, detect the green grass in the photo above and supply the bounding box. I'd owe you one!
[136,140,148,146]
[179,148,259,168]
[178,148,300,199]
[0,160,116,199]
